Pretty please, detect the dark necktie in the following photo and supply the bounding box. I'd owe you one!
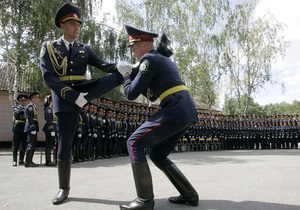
[68,43,73,56]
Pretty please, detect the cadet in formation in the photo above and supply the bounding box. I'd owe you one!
[42,95,57,166]
[24,91,40,167]
[12,94,29,166]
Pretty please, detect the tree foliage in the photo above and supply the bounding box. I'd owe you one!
[0,0,128,104]
[0,0,290,109]
[219,1,289,116]
[115,0,230,111]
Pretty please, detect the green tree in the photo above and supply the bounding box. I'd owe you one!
[115,0,230,108]
[0,0,127,104]
[219,1,289,116]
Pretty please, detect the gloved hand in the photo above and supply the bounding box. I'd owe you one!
[117,61,132,77]
[78,134,82,138]
[31,131,37,135]
[75,92,88,107]
[50,131,55,137]
[93,133,97,138]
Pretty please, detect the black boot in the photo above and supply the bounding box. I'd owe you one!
[120,162,154,210]
[24,150,38,167]
[81,149,87,162]
[12,150,17,166]
[162,163,198,206]
[53,147,57,164]
[45,149,56,166]
[74,149,81,162]
[19,149,25,165]
[52,160,71,205]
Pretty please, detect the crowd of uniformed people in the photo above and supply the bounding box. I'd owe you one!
[12,94,300,166]
[184,113,300,151]
[71,97,159,162]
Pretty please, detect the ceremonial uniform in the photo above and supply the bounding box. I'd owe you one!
[79,104,90,161]
[42,95,57,166]
[72,114,82,162]
[119,25,199,210]
[24,91,40,167]
[12,94,28,166]
[40,2,122,205]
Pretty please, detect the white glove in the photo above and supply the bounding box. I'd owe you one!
[78,134,82,138]
[93,133,97,138]
[31,131,37,135]
[88,133,92,137]
[117,61,132,77]
[50,131,55,137]
[75,92,88,107]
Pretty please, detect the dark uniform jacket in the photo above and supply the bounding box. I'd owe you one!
[42,105,56,133]
[13,105,26,132]
[40,37,117,113]
[24,102,39,133]
[123,50,198,123]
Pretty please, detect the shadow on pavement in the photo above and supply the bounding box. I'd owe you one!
[64,197,300,210]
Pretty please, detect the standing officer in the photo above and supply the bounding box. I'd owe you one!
[39,2,123,205]
[24,91,40,167]
[42,95,57,166]
[12,94,29,166]
[117,25,199,210]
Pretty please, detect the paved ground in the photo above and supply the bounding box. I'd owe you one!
[1,149,300,210]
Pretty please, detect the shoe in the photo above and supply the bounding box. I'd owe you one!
[25,162,38,167]
[169,193,199,206]
[12,161,17,167]
[52,189,69,205]
[45,162,57,167]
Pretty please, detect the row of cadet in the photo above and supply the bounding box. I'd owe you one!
[11,92,160,167]
[71,97,159,163]
[181,113,300,151]
[12,92,300,167]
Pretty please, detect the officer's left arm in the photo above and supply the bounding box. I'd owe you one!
[44,108,54,132]
[86,46,117,73]
[26,105,36,132]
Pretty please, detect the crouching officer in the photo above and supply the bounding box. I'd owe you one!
[42,95,57,166]
[24,91,40,167]
[118,25,199,210]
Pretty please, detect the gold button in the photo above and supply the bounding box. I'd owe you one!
[70,61,73,64]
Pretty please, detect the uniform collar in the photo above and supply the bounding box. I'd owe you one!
[61,37,75,50]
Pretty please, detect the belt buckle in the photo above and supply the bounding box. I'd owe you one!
[69,76,73,80]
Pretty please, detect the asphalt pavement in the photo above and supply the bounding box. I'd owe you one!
[1,149,300,210]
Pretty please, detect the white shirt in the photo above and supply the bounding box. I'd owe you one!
[62,37,74,51]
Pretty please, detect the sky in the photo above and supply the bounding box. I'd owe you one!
[253,0,300,106]
[99,0,300,107]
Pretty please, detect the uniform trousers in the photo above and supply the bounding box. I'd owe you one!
[127,121,192,170]
[13,131,27,152]
[55,72,123,160]
[26,132,37,151]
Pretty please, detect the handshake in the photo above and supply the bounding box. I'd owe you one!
[117,61,132,77]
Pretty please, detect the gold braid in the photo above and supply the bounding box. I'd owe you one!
[46,41,68,76]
